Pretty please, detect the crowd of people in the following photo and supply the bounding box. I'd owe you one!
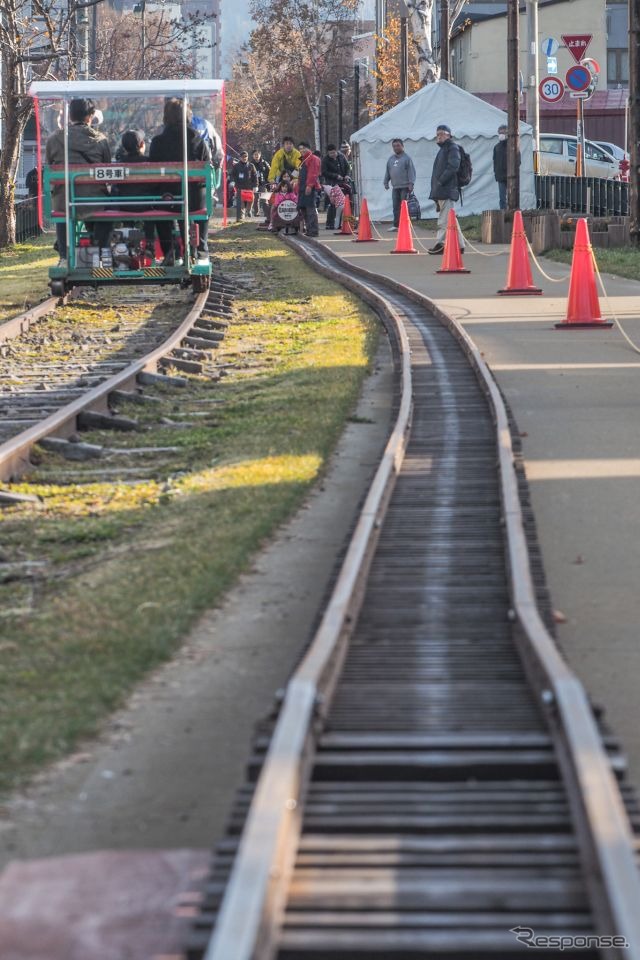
[44,104,517,260]
[226,136,354,237]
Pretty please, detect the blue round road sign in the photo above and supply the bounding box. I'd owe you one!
[565,65,591,92]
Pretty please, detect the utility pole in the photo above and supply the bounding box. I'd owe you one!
[77,5,90,79]
[133,0,147,78]
[525,0,539,165]
[338,79,346,146]
[440,0,450,81]
[324,93,332,149]
[630,0,640,244]
[141,0,146,79]
[399,15,409,99]
[353,62,360,133]
[507,0,520,210]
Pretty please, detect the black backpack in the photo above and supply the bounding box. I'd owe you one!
[457,145,472,187]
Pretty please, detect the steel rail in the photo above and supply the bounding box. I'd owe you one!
[0,297,60,347]
[0,291,208,482]
[202,235,640,960]
[203,253,413,960]
[300,239,640,957]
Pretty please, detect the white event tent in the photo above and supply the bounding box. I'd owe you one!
[351,80,536,220]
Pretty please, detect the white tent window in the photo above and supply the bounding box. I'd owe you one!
[351,80,535,220]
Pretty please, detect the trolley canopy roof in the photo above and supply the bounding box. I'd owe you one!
[29,79,224,99]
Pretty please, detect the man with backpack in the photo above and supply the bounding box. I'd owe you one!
[427,124,467,255]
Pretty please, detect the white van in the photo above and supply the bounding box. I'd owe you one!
[537,134,619,179]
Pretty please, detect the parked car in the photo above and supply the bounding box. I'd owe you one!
[594,141,630,179]
[536,134,619,179]
[594,140,629,163]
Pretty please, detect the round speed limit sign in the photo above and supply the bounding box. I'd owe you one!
[539,76,565,103]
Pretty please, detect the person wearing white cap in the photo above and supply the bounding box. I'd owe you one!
[428,124,465,255]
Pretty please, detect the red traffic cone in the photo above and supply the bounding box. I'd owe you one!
[353,198,378,243]
[436,209,469,273]
[498,210,542,295]
[390,200,417,254]
[555,218,612,329]
[335,194,354,235]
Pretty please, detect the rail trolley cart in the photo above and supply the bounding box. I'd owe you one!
[28,79,226,297]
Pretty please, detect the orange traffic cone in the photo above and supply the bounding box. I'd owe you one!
[436,209,470,274]
[555,218,612,328]
[498,210,542,295]
[334,194,354,235]
[390,200,417,254]
[353,198,378,243]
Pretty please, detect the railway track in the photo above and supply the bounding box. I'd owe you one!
[0,279,235,486]
[186,238,640,960]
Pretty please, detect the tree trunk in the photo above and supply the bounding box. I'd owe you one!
[405,0,438,84]
[0,56,30,247]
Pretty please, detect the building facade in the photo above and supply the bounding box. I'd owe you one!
[450,0,608,91]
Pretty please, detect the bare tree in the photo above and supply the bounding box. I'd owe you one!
[94,6,213,82]
[0,0,91,244]
[405,0,468,84]
[250,0,358,148]
[226,40,313,151]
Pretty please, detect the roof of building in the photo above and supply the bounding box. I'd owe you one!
[476,89,629,113]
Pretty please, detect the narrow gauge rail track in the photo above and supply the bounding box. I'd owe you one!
[0,280,235,486]
[188,238,640,960]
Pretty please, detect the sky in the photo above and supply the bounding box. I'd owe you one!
[220,0,376,77]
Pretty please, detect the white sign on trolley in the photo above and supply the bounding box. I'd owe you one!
[538,76,565,103]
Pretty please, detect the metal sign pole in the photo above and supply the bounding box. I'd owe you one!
[630,0,640,244]
[507,0,520,210]
[526,0,540,160]
[63,100,71,268]
[183,95,190,263]
[575,96,585,177]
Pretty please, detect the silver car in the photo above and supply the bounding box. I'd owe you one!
[537,134,619,179]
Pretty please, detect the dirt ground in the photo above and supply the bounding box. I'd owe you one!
[0,334,393,872]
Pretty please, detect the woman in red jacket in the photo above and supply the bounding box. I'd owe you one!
[297,141,320,237]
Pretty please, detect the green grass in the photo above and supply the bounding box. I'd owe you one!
[0,234,57,321]
[0,226,380,793]
[415,214,482,241]
[545,246,640,282]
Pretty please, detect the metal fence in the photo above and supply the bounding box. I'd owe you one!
[535,175,629,218]
[14,196,42,244]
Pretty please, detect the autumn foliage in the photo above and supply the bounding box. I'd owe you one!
[368,18,421,117]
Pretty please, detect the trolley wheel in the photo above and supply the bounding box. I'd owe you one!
[192,274,210,293]
[50,280,66,299]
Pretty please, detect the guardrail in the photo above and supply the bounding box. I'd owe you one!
[15,196,42,244]
[536,175,629,217]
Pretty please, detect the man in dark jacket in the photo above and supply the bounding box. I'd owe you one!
[149,98,211,264]
[321,144,350,229]
[493,125,508,211]
[493,124,520,210]
[427,123,464,255]
[45,98,113,266]
[232,151,258,220]
[252,149,270,216]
